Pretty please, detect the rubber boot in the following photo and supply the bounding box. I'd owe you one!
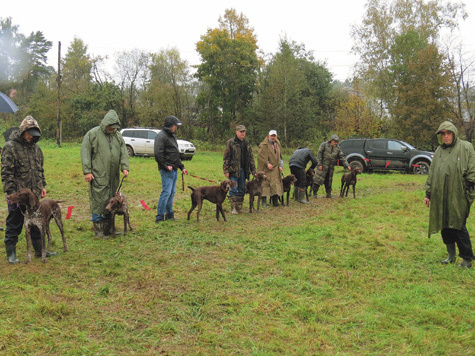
[271,195,280,207]
[458,259,472,268]
[93,221,107,238]
[441,244,456,264]
[298,189,310,204]
[32,239,57,258]
[326,191,334,199]
[5,244,20,264]
[236,196,244,213]
[102,217,112,236]
[229,197,238,215]
[155,214,165,224]
[261,197,268,208]
[165,212,175,221]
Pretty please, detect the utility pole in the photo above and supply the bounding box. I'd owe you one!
[56,41,62,147]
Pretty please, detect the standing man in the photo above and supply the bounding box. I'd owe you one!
[81,110,129,238]
[313,134,351,198]
[154,115,188,224]
[424,121,475,268]
[2,116,54,263]
[257,130,283,207]
[223,125,256,214]
[289,146,318,204]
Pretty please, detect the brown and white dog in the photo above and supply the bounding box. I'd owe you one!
[105,192,133,238]
[6,188,68,263]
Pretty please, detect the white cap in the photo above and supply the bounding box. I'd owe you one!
[269,130,277,136]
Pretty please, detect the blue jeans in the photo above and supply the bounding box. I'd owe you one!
[229,169,246,197]
[156,169,178,218]
[91,213,110,222]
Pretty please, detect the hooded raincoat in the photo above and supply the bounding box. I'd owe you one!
[424,121,475,237]
[81,110,129,215]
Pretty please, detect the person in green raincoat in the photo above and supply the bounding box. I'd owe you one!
[424,121,475,268]
[81,110,129,238]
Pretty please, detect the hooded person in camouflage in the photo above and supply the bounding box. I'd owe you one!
[1,116,54,264]
[424,121,475,268]
[81,110,129,238]
[313,134,351,198]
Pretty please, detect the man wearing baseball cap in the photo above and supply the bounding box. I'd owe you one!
[257,129,283,207]
[313,134,351,199]
[223,125,256,214]
[154,115,188,223]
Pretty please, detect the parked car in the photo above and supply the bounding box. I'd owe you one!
[120,128,196,160]
[339,138,434,174]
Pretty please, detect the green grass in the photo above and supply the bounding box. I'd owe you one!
[0,141,473,355]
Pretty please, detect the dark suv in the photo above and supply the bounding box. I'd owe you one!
[339,138,434,174]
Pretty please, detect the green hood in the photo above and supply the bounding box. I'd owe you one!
[436,121,458,146]
[99,110,121,134]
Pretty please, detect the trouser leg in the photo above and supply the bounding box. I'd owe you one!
[441,226,474,261]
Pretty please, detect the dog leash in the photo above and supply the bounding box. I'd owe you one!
[116,175,126,196]
[182,172,221,191]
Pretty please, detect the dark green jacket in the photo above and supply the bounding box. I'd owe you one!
[1,131,46,199]
[424,121,475,236]
[80,110,129,215]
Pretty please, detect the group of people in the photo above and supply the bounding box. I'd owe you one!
[1,112,473,269]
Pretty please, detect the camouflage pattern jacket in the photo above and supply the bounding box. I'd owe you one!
[1,130,46,199]
[223,136,256,179]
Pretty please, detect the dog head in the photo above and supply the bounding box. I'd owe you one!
[105,193,125,212]
[352,166,362,175]
[6,188,37,208]
[286,174,297,185]
[221,179,237,192]
[254,171,267,182]
[306,168,315,178]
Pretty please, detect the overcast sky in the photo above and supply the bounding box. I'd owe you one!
[3,0,475,81]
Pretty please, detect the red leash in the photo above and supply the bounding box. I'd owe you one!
[182,172,221,191]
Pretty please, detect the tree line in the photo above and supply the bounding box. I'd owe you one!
[1,1,474,150]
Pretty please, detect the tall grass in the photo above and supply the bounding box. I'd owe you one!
[0,141,473,355]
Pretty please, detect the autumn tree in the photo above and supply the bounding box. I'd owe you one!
[195,8,260,140]
[352,0,466,146]
[333,79,381,138]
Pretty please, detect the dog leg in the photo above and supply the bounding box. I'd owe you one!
[196,201,203,222]
[111,213,116,238]
[126,213,133,232]
[53,211,68,252]
[41,226,47,263]
[353,184,356,198]
[25,225,32,263]
[188,200,197,221]
[256,194,261,212]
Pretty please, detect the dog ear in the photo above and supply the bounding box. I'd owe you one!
[29,190,37,207]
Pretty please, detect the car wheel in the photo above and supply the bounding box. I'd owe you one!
[349,160,364,172]
[413,160,430,174]
[126,146,134,157]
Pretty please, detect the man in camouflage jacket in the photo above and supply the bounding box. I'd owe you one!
[313,134,351,198]
[223,125,256,213]
[1,116,52,264]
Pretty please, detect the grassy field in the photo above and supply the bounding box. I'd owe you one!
[0,140,473,356]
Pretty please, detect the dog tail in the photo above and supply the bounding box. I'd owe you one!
[187,186,195,191]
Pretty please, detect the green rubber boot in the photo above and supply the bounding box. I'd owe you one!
[5,244,20,264]
[441,244,456,264]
